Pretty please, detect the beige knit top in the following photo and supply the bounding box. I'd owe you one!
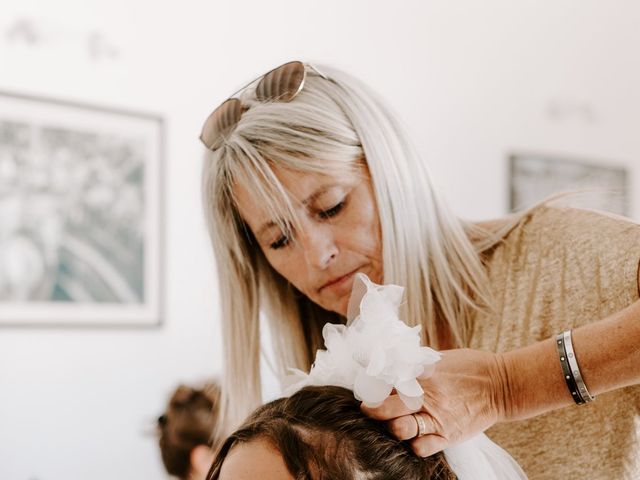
[470,206,640,480]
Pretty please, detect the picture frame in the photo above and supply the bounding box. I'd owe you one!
[508,152,629,217]
[0,91,164,327]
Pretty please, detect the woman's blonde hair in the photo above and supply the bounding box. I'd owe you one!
[202,63,521,435]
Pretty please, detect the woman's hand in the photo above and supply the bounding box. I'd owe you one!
[362,299,640,457]
[361,348,513,457]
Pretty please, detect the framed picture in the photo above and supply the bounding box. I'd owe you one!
[0,92,163,327]
[509,153,629,217]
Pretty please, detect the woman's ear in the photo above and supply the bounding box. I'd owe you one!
[190,444,216,480]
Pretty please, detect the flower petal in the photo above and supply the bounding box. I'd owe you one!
[395,378,424,397]
[346,273,370,325]
[366,349,387,376]
[354,372,393,406]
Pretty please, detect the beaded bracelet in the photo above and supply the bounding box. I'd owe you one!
[556,330,595,405]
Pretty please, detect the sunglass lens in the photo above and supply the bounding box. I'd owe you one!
[200,98,243,150]
[255,60,306,102]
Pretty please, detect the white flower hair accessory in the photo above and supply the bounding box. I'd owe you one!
[284,273,440,409]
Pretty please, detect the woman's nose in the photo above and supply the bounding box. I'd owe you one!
[298,222,339,270]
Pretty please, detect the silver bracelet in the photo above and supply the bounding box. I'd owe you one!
[562,330,595,403]
[556,332,584,404]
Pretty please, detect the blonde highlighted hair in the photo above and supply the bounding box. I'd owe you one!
[201,63,521,436]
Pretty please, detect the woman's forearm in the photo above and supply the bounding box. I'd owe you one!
[502,299,640,422]
[364,298,640,456]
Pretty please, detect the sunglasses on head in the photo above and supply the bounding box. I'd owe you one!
[199,60,327,151]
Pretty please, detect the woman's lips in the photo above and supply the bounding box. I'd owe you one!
[320,269,360,296]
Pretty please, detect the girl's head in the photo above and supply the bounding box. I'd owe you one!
[207,386,456,480]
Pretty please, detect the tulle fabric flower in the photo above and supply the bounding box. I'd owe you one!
[283,273,441,409]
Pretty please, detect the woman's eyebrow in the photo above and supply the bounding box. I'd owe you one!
[255,185,336,237]
[256,220,278,238]
[301,185,333,206]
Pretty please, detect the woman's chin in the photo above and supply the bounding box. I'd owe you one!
[328,296,350,318]
[313,295,348,317]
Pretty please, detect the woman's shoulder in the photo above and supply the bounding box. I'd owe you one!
[473,205,640,271]
[521,205,640,248]
[510,204,639,245]
[527,204,637,226]
[476,204,640,275]
[492,205,640,298]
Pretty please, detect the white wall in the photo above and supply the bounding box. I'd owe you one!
[0,1,638,479]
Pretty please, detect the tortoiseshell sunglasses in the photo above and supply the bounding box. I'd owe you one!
[199,60,327,150]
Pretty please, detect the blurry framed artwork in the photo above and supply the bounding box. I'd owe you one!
[509,153,629,217]
[0,92,163,327]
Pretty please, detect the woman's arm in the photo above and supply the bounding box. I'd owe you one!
[504,297,640,421]
[362,297,640,457]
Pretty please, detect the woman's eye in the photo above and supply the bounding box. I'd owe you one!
[269,235,290,250]
[318,201,345,219]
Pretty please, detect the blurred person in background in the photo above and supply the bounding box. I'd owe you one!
[157,382,221,480]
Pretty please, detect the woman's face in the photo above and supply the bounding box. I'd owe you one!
[234,164,383,316]
[218,439,293,480]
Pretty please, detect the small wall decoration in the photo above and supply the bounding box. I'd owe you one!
[509,153,629,217]
[0,92,163,326]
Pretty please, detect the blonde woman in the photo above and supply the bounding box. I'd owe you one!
[200,61,640,479]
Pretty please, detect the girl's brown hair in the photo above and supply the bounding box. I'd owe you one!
[207,385,456,479]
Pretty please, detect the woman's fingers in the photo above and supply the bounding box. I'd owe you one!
[362,348,508,458]
[361,393,421,420]
[388,412,440,441]
[410,433,449,457]
[387,414,419,440]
